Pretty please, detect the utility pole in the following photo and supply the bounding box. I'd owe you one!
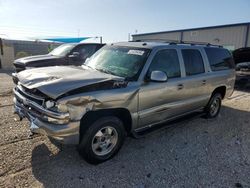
[0,38,2,69]
[95,36,103,43]
[0,38,3,55]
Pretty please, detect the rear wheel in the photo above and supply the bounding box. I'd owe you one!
[78,116,126,164]
[205,93,222,118]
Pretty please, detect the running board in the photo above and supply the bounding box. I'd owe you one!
[132,111,206,138]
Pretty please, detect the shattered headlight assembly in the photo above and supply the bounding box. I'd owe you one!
[44,101,70,124]
[56,103,69,113]
[45,98,93,121]
[45,100,56,109]
[45,100,68,113]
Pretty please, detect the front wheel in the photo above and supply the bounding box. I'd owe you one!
[205,93,222,118]
[78,116,126,164]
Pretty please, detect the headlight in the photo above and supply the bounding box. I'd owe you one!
[45,101,68,113]
[45,100,55,109]
[57,103,68,113]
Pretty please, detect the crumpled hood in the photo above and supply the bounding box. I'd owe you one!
[14,54,59,65]
[17,66,124,99]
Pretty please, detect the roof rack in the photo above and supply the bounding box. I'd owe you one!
[130,39,222,47]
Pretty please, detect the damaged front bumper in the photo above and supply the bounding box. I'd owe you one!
[13,88,80,144]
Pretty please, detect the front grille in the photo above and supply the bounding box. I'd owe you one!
[16,85,45,106]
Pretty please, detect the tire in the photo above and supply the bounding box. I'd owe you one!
[204,93,222,118]
[78,116,126,164]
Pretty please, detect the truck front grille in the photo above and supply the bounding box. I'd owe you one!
[16,85,45,106]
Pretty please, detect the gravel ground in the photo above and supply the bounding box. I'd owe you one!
[0,72,250,188]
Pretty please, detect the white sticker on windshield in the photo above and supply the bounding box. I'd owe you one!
[127,50,144,56]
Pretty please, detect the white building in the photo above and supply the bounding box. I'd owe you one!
[132,22,250,51]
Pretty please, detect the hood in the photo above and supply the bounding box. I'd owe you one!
[17,66,124,99]
[14,54,60,66]
[233,47,250,64]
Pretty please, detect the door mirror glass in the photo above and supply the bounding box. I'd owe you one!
[150,71,168,82]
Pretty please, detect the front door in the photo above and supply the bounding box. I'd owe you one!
[138,49,186,128]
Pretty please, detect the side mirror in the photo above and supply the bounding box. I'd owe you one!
[150,71,168,82]
[68,52,80,60]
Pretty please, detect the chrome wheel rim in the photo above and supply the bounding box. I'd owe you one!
[91,126,118,156]
[210,98,220,116]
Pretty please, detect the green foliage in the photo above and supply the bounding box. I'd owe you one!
[16,51,30,59]
[48,44,57,53]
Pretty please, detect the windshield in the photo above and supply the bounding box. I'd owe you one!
[49,44,76,56]
[85,46,150,80]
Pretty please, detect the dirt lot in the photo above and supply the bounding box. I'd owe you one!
[0,71,250,188]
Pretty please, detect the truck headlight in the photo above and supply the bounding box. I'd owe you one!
[57,103,68,113]
[45,100,55,109]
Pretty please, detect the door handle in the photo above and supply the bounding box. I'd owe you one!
[202,80,206,85]
[177,84,184,90]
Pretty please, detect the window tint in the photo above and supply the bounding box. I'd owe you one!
[205,48,234,71]
[50,44,76,56]
[74,45,97,62]
[182,49,205,76]
[148,49,181,78]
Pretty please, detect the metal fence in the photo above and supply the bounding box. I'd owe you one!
[3,39,61,59]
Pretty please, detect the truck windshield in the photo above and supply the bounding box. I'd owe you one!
[85,46,150,80]
[49,44,76,56]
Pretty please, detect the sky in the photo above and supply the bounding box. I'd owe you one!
[0,0,250,43]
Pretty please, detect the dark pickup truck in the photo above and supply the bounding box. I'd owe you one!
[13,43,105,72]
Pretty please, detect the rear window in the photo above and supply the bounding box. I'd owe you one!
[182,49,205,76]
[205,48,235,71]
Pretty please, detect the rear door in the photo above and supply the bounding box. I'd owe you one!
[179,48,211,111]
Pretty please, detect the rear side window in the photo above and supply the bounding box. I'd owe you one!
[205,48,235,71]
[182,49,205,76]
[148,49,181,78]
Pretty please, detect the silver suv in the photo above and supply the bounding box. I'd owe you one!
[13,42,235,164]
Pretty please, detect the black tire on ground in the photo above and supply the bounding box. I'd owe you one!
[204,93,222,118]
[78,116,126,164]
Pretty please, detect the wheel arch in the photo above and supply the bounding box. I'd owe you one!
[79,108,132,142]
[211,86,226,99]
